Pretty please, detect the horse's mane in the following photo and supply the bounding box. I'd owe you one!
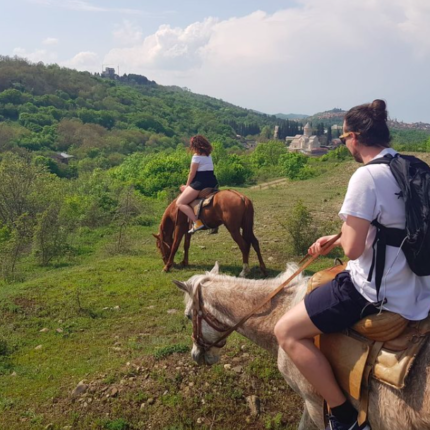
[183,263,309,313]
[158,200,177,238]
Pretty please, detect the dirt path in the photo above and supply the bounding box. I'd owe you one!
[250,177,288,190]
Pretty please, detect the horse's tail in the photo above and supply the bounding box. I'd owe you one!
[242,196,255,242]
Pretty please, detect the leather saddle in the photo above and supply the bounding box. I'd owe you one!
[308,263,430,425]
[189,188,219,219]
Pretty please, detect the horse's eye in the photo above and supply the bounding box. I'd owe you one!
[186,314,192,321]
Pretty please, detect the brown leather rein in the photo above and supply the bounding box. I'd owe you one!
[191,233,342,352]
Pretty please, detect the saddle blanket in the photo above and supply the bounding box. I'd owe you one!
[190,189,218,218]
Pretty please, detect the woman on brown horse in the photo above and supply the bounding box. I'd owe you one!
[176,135,218,234]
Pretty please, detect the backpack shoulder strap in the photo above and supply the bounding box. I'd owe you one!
[365,153,394,166]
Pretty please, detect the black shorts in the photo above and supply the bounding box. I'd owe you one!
[190,171,218,191]
[304,271,379,334]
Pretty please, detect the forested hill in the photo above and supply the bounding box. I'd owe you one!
[0,57,302,160]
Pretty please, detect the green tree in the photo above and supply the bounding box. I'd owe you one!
[279,152,309,180]
[216,154,250,186]
[327,126,332,143]
[211,141,228,165]
[250,141,287,168]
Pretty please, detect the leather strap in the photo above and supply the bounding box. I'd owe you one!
[202,233,342,349]
[367,219,406,302]
[358,340,384,426]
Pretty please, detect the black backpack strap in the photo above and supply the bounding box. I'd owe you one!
[365,153,394,166]
[365,153,405,303]
[367,219,407,302]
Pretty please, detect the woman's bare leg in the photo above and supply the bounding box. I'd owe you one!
[274,300,346,408]
[176,186,200,221]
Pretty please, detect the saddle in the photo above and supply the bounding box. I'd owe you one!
[308,263,430,425]
[189,188,219,220]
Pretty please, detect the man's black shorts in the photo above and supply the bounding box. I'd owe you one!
[304,271,379,334]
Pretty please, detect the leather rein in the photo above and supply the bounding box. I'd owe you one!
[191,233,342,352]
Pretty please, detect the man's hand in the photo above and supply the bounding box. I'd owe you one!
[308,235,340,256]
[179,185,186,192]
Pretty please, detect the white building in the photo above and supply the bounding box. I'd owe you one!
[288,123,321,152]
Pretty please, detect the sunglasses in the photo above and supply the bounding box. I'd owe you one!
[339,131,360,145]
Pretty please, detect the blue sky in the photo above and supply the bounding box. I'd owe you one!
[1,0,430,123]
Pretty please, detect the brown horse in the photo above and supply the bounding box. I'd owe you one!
[153,190,267,276]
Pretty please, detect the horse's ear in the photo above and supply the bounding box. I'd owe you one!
[172,279,189,293]
[209,261,219,275]
[152,233,160,239]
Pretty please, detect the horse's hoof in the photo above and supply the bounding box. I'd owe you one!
[162,266,170,272]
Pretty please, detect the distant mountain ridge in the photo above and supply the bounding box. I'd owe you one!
[274,113,310,120]
[307,109,430,132]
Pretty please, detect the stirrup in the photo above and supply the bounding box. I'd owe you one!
[188,220,205,234]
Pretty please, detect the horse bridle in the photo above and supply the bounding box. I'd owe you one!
[192,282,230,351]
[156,234,171,262]
[190,233,342,353]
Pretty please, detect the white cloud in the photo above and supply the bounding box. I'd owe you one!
[113,21,143,46]
[105,18,217,71]
[398,0,430,58]
[13,47,57,63]
[101,0,430,122]
[42,37,59,46]
[28,0,144,14]
[61,51,101,72]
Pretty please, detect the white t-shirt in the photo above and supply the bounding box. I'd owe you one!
[339,147,430,320]
[191,154,214,172]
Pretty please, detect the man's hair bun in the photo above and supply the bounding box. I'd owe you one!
[370,99,387,121]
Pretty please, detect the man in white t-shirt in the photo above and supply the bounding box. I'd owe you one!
[274,99,430,430]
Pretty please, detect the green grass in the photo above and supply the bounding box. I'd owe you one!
[3,155,428,429]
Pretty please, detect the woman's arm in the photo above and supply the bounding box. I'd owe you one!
[185,162,199,186]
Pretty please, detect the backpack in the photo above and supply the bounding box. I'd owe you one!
[366,153,430,301]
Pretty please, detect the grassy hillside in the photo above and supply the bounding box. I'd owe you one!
[2,152,430,429]
[0,156,380,430]
[0,57,302,164]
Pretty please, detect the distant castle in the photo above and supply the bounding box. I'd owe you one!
[287,123,321,152]
[101,67,117,79]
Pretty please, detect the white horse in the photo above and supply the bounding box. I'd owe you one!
[173,262,430,430]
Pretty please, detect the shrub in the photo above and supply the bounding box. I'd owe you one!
[279,152,309,180]
[113,151,189,196]
[216,154,252,186]
[250,141,287,168]
[154,344,190,360]
[284,200,319,255]
[32,204,70,266]
[104,418,129,430]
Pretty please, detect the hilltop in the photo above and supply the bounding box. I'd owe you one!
[306,108,430,132]
[273,113,310,120]
[0,56,302,159]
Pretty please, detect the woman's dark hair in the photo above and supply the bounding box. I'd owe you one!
[344,99,391,148]
[189,135,213,155]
